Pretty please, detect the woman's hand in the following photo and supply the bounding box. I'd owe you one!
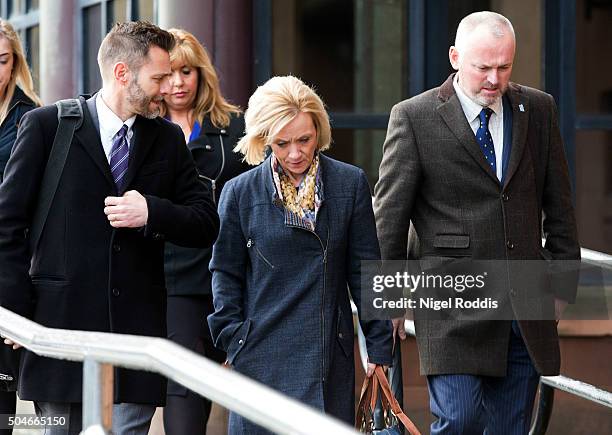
[366,362,376,377]
[366,362,389,377]
[3,337,21,350]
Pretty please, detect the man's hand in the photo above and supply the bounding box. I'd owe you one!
[555,298,568,322]
[104,190,148,228]
[392,317,407,343]
[3,338,21,350]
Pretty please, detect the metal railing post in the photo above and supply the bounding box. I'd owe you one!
[82,358,113,433]
[530,383,555,435]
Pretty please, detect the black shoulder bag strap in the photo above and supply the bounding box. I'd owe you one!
[29,98,83,252]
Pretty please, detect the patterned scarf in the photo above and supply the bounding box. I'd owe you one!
[271,153,322,230]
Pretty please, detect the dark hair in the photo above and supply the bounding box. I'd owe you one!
[97,21,175,76]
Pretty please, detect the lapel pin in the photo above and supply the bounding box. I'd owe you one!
[519,104,525,112]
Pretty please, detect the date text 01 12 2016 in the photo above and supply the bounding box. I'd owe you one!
[0,413,69,429]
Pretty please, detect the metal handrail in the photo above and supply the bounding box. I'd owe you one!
[539,375,612,408]
[581,246,612,269]
[352,244,612,434]
[0,306,358,435]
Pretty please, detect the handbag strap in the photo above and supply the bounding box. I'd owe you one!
[370,372,379,411]
[374,366,422,435]
[355,375,373,430]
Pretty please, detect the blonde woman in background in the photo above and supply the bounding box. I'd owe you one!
[0,19,41,181]
[0,18,41,433]
[161,28,250,434]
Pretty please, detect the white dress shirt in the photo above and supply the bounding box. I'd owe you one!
[96,93,136,163]
[453,75,504,181]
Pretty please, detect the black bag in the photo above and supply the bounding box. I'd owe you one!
[355,366,421,435]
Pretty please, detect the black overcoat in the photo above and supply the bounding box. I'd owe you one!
[164,113,249,297]
[0,95,218,404]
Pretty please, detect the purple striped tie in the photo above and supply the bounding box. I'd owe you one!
[109,124,129,191]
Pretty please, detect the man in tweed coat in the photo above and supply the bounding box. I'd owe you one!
[374,11,580,434]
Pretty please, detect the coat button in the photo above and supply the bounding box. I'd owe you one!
[112,288,120,297]
[338,333,344,339]
[220,129,226,134]
[238,339,244,345]
[502,193,509,202]
[113,244,121,252]
[506,240,514,249]
[205,144,212,150]
[273,198,283,207]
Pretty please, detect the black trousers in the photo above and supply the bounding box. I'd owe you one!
[0,391,15,435]
[0,347,19,435]
[164,294,225,435]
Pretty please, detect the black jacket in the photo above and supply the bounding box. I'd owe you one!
[0,86,36,391]
[0,95,219,404]
[164,113,250,296]
[0,87,37,180]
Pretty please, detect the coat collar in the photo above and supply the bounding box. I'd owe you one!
[79,92,160,193]
[262,152,332,236]
[123,116,160,190]
[8,86,36,110]
[79,94,115,190]
[263,152,332,201]
[436,73,529,187]
[200,116,231,136]
[502,82,529,190]
[436,74,499,184]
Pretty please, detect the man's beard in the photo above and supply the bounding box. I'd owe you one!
[474,82,506,107]
[126,78,162,119]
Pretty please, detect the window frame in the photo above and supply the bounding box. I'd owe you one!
[77,0,158,94]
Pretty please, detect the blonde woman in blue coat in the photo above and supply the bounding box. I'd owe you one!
[208,75,396,434]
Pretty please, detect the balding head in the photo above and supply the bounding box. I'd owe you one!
[454,11,515,53]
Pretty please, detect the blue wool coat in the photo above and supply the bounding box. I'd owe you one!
[208,153,393,433]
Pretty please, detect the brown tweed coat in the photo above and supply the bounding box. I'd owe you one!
[374,74,580,376]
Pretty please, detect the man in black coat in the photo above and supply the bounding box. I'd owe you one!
[0,21,218,435]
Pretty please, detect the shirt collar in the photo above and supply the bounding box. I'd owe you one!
[96,92,136,139]
[453,74,502,122]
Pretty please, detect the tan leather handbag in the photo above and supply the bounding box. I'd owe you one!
[355,366,421,435]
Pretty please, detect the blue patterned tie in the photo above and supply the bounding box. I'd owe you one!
[476,108,496,174]
[109,124,129,191]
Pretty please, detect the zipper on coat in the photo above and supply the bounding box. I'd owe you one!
[247,238,275,269]
[197,134,226,205]
[287,224,329,386]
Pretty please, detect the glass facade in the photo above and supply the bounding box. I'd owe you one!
[82,4,103,94]
[268,0,544,187]
[81,0,156,94]
[0,0,608,251]
[25,24,38,93]
[575,0,612,251]
[271,0,407,184]
[1,0,40,92]
[576,0,612,115]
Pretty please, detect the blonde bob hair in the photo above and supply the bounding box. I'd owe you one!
[235,75,331,165]
[161,28,240,128]
[0,19,41,122]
